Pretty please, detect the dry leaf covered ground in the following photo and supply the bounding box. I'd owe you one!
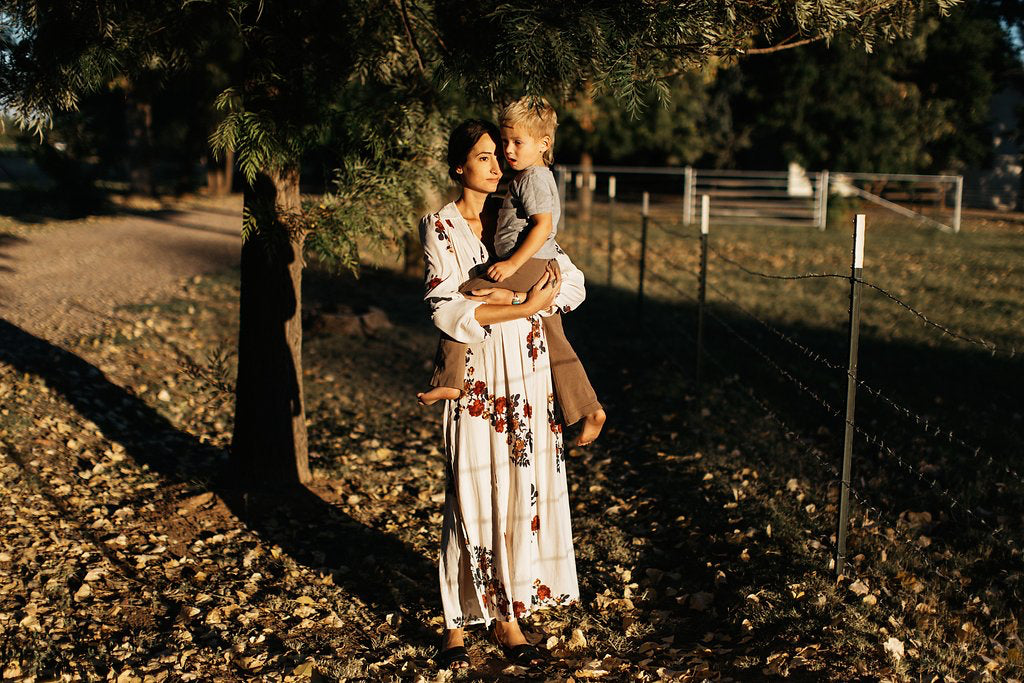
[1,204,1023,681]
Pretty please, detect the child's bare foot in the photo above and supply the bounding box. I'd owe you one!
[417,386,461,406]
[576,409,606,446]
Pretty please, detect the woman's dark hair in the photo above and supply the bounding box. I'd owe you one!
[447,119,501,183]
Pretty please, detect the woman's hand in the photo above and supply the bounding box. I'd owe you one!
[524,269,559,314]
[546,258,562,283]
[464,288,516,305]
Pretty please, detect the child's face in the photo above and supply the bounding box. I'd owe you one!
[501,122,550,171]
[455,135,502,193]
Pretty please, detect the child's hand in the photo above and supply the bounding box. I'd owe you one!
[487,260,520,282]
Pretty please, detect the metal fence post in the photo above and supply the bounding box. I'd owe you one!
[836,213,866,577]
[638,191,649,316]
[607,175,616,286]
[696,195,710,389]
[953,175,963,234]
[683,166,694,226]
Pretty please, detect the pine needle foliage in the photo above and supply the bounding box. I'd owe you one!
[0,0,962,484]
[435,0,961,115]
[0,0,959,267]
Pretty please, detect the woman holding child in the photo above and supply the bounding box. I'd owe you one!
[418,99,604,670]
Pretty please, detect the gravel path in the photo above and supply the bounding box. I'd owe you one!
[0,201,241,343]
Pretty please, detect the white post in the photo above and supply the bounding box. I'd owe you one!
[853,214,865,269]
[588,173,597,191]
[819,170,830,231]
[556,166,567,231]
[953,175,963,233]
[701,194,710,235]
[608,175,616,200]
[641,191,650,217]
[683,165,694,225]
[574,172,583,189]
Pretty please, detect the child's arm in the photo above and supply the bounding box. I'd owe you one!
[487,213,552,282]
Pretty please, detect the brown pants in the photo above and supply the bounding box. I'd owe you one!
[430,258,602,426]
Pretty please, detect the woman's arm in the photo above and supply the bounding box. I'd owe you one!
[420,215,488,343]
[473,269,558,325]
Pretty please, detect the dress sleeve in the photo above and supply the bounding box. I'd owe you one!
[420,215,488,343]
[543,244,586,316]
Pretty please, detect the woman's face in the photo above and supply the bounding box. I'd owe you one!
[455,134,501,193]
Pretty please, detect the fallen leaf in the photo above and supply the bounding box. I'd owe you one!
[883,637,904,661]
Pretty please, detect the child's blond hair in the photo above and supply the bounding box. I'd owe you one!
[499,96,558,166]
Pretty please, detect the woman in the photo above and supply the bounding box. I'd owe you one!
[420,119,585,670]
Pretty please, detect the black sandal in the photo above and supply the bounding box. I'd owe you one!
[435,644,470,669]
[488,622,545,665]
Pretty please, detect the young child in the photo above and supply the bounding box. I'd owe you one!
[417,96,606,446]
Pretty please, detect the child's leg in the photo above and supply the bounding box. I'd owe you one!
[418,336,466,405]
[420,260,550,406]
[542,314,606,445]
[457,258,549,296]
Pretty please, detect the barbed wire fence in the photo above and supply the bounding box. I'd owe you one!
[566,189,1022,613]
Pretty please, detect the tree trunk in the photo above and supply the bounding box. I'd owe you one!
[125,90,155,196]
[206,146,235,196]
[578,81,596,225]
[230,164,310,487]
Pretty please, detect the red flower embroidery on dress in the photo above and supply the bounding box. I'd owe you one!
[457,383,534,466]
[523,401,532,418]
[513,601,526,618]
[537,584,551,600]
[531,515,540,532]
[426,276,442,292]
[433,215,454,253]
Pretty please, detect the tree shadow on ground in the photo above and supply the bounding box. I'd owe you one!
[0,232,27,274]
[0,319,438,653]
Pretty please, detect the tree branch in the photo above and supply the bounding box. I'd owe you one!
[742,34,826,55]
[395,0,426,76]
[406,0,448,55]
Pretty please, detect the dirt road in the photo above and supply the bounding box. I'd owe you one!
[0,201,241,343]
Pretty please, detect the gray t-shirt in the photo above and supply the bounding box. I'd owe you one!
[494,165,560,260]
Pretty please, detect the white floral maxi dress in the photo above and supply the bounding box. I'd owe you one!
[420,202,585,628]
